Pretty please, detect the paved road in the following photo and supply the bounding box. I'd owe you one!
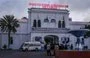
[0,50,55,58]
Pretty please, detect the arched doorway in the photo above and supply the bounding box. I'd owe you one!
[44,35,59,44]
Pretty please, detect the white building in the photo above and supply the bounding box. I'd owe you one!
[0,8,90,49]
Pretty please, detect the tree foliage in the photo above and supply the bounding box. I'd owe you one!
[84,25,90,38]
[0,15,20,48]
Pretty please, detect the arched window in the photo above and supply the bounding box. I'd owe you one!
[35,36,42,42]
[38,20,41,27]
[61,37,70,44]
[58,20,61,28]
[62,16,65,28]
[51,19,56,23]
[33,20,36,27]
[10,37,13,44]
[44,18,49,22]
[62,20,65,28]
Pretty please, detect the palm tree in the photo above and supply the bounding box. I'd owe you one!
[0,15,20,48]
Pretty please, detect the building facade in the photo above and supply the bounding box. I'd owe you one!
[0,8,90,49]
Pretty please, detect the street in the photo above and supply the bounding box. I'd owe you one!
[0,50,54,58]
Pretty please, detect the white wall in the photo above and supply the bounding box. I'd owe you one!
[1,34,8,48]
[30,32,77,48]
[16,22,28,34]
[0,8,89,49]
[84,37,90,49]
[1,34,29,49]
[29,8,69,29]
[70,24,85,30]
[0,20,29,49]
[10,34,28,49]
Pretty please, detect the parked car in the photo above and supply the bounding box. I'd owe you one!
[21,41,42,51]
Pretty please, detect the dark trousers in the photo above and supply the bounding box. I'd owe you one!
[47,50,51,56]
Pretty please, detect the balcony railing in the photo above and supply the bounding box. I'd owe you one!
[31,27,69,33]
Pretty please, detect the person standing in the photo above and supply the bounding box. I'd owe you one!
[46,43,51,56]
[70,44,73,50]
[50,44,55,56]
[44,44,47,51]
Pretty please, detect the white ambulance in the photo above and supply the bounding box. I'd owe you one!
[22,41,41,51]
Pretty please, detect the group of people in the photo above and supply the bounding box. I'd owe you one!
[44,43,55,56]
[44,43,74,56]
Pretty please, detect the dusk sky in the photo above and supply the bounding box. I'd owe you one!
[0,0,90,21]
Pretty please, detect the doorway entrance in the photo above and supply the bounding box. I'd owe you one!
[44,35,59,44]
